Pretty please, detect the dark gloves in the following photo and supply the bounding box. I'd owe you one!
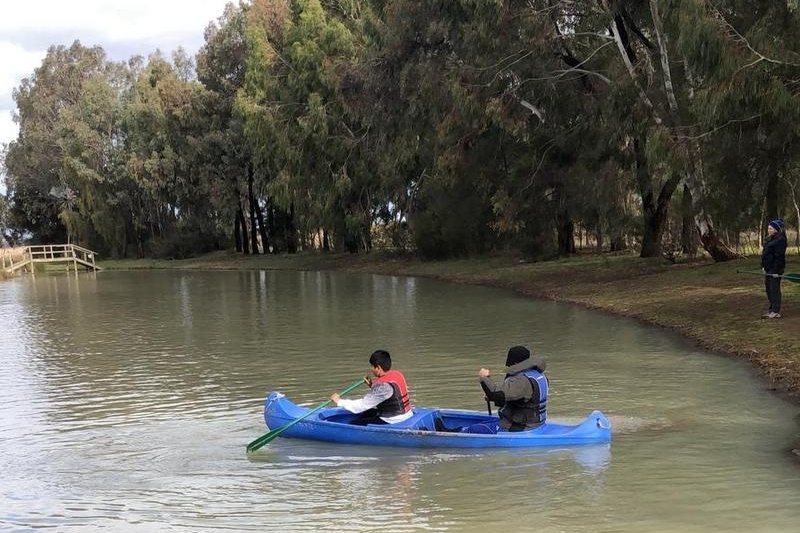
[488,390,506,407]
[480,381,505,407]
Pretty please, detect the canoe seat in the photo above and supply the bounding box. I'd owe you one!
[317,410,358,424]
[366,410,439,430]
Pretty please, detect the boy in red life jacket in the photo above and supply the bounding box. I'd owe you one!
[330,349,414,425]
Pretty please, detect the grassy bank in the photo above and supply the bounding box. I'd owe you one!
[101,250,800,403]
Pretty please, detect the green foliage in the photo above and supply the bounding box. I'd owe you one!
[0,192,10,244]
[5,0,800,261]
[147,216,227,259]
[237,0,376,252]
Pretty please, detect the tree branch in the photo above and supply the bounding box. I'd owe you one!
[678,114,761,140]
[609,13,663,125]
[649,0,679,115]
[709,2,800,68]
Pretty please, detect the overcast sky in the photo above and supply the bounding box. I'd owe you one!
[0,0,234,157]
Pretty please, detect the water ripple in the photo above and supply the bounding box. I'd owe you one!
[1,272,798,532]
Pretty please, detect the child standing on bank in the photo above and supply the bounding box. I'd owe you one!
[761,218,787,319]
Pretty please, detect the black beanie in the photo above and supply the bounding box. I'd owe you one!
[505,345,530,367]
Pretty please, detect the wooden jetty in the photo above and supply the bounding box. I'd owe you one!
[1,244,100,275]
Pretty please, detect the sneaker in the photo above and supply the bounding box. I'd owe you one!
[761,311,771,319]
[767,312,782,319]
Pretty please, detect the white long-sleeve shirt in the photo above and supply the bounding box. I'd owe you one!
[337,382,414,424]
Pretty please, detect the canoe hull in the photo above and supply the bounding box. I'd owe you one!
[263,392,611,448]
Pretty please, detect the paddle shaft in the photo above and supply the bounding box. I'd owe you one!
[480,380,493,415]
[737,270,800,283]
[246,378,365,453]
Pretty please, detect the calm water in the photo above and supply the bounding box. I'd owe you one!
[1,270,798,532]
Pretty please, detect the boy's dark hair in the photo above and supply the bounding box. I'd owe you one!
[369,350,392,371]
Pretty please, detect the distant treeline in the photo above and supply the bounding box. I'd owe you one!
[2,0,800,260]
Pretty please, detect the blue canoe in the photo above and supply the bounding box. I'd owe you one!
[263,392,611,448]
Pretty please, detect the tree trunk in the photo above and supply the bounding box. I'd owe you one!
[764,170,779,227]
[254,195,270,254]
[344,233,359,254]
[788,183,800,248]
[608,204,626,251]
[635,137,681,258]
[612,3,736,262]
[640,207,664,257]
[237,204,250,255]
[362,224,372,253]
[266,198,277,252]
[684,148,740,261]
[610,232,625,252]
[234,212,242,253]
[556,211,575,256]
[595,222,604,252]
[680,184,698,256]
[247,168,260,255]
[694,216,738,261]
[286,202,297,254]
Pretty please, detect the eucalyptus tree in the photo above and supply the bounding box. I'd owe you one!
[55,60,135,255]
[357,0,624,257]
[3,41,110,245]
[198,1,280,255]
[786,167,800,247]
[687,0,800,243]
[358,0,524,257]
[581,0,800,260]
[125,51,223,257]
[0,188,10,245]
[238,0,376,252]
[349,0,470,256]
[198,1,252,253]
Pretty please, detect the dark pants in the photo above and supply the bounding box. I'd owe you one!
[350,409,387,426]
[765,275,782,313]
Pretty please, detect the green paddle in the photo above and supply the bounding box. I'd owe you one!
[246,378,365,453]
[737,270,800,283]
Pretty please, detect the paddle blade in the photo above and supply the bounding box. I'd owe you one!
[246,428,281,453]
[246,378,365,453]
[784,273,800,283]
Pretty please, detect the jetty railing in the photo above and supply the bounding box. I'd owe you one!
[1,244,100,274]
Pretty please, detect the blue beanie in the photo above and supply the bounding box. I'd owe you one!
[769,219,784,232]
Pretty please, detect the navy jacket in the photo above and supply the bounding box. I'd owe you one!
[761,233,787,275]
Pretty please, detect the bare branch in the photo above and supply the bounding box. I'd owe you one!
[462,51,534,89]
[678,114,762,140]
[550,68,611,84]
[649,0,679,115]
[709,2,800,68]
[552,32,615,41]
[520,99,546,123]
[610,14,664,125]
[519,141,557,195]
[464,50,533,73]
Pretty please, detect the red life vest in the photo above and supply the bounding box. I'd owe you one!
[371,370,411,417]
